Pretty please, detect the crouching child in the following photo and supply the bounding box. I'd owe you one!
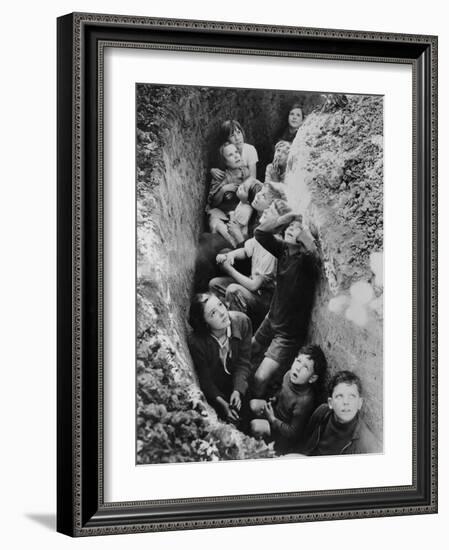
[301,370,380,455]
[249,345,327,454]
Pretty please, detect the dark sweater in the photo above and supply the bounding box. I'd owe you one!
[271,372,316,452]
[187,311,253,409]
[301,404,380,455]
[254,229,318,338]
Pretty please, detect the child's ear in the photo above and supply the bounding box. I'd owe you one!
[309,374,318,384]
[327,397,333,409]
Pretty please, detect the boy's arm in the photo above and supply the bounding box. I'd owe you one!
[224,248,247,263]
[231,315,253,397]
[220,261,266,292]
[269,399,315,442]
[254,229,284,258]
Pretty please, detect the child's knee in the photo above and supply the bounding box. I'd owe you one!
[254,362,276,385]
[250,419,271,439]
[250,399,267,416]
[225,284,246,311]
[209,218,221,233]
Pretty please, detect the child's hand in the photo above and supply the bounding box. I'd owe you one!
[211,168,225,181]
[217,253,234,266]
[258,212,298,234]
[216,253,228,264]
[230,391,242,411]
[225,403,240,423]
[263,402,276,423]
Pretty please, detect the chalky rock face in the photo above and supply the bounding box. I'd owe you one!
[285,96,384,446]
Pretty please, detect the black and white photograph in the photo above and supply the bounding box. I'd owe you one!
[136,84,384,465]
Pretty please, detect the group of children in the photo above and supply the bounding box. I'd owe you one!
[188,106,379,457]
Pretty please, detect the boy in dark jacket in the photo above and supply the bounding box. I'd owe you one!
[252,210,319,398]
[249,345,327,454]
[302,370,380,455]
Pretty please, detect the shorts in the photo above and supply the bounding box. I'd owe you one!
[253,315,302,371]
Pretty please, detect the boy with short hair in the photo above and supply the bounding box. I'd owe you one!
[249,344,327,453]
[252,210,320,398]
[302,370,379,455]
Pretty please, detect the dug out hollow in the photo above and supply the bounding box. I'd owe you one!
[136,84,383,463]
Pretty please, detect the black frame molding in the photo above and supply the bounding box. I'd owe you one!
[57,12,438,537]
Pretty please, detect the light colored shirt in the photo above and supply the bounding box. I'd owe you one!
[211,325,232,374]
[244,237,277,290]
[232,202,253,227]
[240,143,258,168]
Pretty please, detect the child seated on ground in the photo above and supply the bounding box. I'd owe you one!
[264,140,291,184]
[252,211,320,398]
[208,199,291,328]
[193,181,288,293]
[215,177,261,248]
[249,345,327,454]
[301,370,379,455]
[207,142,250,239]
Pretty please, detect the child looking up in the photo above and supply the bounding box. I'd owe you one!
[207,142,250,237]
[301,370,379,455]
[188,293,253,424]
[211,120,258,181]
[264,140,291,184]
[249,345,327,454]
[276,103,304,143]
[223,177,261,247]
[252,212,320,398]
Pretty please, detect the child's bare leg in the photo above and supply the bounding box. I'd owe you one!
[253,357,280,398]
[208,210,227,233]
[214,220,236,247]
[249,399,267,418]
[250,419,271,440]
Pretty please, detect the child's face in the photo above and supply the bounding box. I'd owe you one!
[222,144,242,169]
[289,354,317,386]
[274,142,290,168]
[258,202,278,225]
[284,220,303,244]
[288,108,303,130]
[236,179,251,203]
[328,382,363,423]
[252,186,272,212]
[203,296,230,332]
[229,127,244,148]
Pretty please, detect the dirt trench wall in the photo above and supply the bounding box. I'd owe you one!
[285,96,384,446]
[136,85,285,463]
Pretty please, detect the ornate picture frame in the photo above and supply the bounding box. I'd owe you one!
[57,12,437,536]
